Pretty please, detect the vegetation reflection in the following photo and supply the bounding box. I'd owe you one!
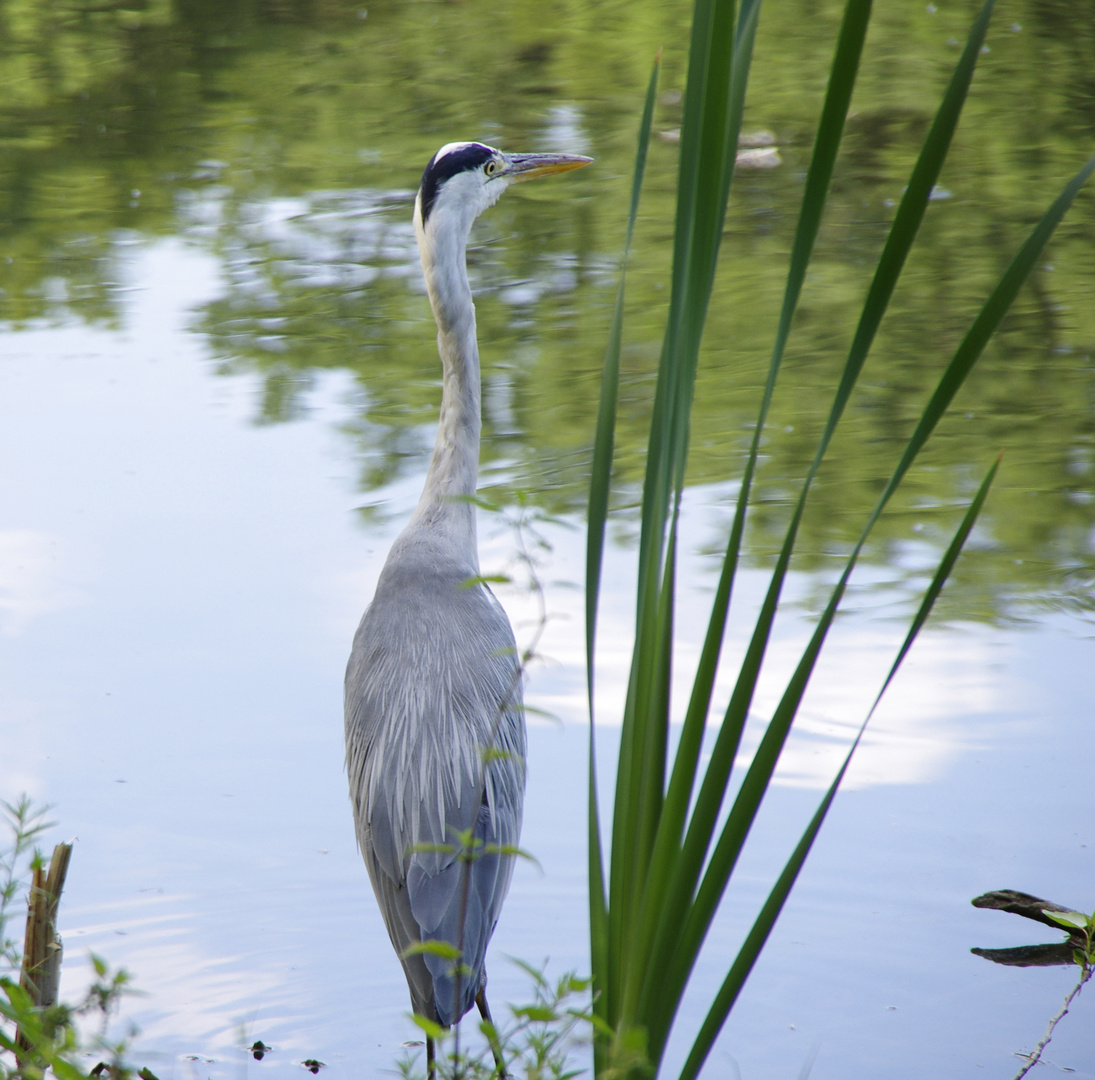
[1,0,1093,617]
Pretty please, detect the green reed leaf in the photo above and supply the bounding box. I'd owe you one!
[677,457,999,1079]
[588,54,660,1053]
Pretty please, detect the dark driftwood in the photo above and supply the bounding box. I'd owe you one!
[971,889,1087,969]
[971,890,1080,929]
[17,842,72,1051]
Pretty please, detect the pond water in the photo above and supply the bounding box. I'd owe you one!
[2,1,1094,1078]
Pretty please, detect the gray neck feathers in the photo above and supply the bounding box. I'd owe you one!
[406,209,482,567]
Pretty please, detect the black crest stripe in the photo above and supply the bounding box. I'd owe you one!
[419,143,496,224]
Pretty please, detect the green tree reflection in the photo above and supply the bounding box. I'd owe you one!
[1,0,1092,618]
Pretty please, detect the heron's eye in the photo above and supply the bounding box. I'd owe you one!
[485,161,499,176]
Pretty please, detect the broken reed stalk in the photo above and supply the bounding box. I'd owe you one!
[17,842,72,1050]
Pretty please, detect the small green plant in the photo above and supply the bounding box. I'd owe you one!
[397,963,594,1080]
[1042,907,1095,968]
[1,797,134,1080]
[1,800,52,965]
[1008,907,1094,1080]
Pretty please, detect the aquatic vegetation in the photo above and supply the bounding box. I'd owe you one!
[584,0,1095,1076]
[972,892,1095,1080]
[1,798,133,1080]
[398,962,594,1080]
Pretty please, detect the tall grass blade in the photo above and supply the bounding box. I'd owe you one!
[678,0,985,905]
[642,3,1001,1030]
[608,0,761,1041]
[869,454,1001,713]
[676,457,1001,1080]
[586,56,660,1051]
[640,0,764,860]
[663,149,1094,1019]
[636,0,875,1041]
[880,149,1095,503]
[586,55,660,719]
[608,0,746,1029]
[668,0,760,499]
[587,0,1094,1067]
[818,0,995,458]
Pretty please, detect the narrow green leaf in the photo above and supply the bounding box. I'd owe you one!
[481,844,539,866]
[513,703,560,720]
[676,460,999,1080]
[411,1014,446,1040]
[1044,911,1090,931]
[613,0,748,1024]
[460,574,511,589]
[866,454,1000,717]
[636,0,874,1043]
[512,1005,557,1023]
[632,526,677,889]
[878,149,1095,507]
[678,771,841,1080]
[588,55,659,1058]
[815,0,996,465]
[51,1060,92,1080]
[586,54,660,719]
[402,940,462,961]
[607,549,664,1007]
[506,955,551,988]
[635,0,743,615]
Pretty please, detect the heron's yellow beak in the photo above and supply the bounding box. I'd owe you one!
[502,152,593,183]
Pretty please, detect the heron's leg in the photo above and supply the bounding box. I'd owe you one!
[475,987,508,1079]
[426,1035,435,1080]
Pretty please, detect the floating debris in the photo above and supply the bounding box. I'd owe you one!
[656,128,782,169]
[738,129,776,148]
[658,126,777,150]
[971,889,1090,967]
[735,147,782,170]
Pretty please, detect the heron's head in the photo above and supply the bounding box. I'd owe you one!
[413,141,591,247]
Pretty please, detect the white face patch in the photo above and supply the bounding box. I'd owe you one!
[418,143,505,227]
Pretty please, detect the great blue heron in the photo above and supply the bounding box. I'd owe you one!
[344,142,591,1076]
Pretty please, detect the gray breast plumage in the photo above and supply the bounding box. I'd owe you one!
[344,538,526,1025]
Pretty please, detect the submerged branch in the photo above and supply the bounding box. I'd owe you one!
[1009,964,1093,1080]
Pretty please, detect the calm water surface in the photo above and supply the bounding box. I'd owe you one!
[2,1,1094,1077]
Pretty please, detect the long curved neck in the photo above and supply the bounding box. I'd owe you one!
[407,213,481,565]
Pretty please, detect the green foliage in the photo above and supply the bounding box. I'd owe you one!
[0,799,134,1080]
[403,941,465,963]
[398,964,593,1080]
[0,800,52,961]
[1043,907,1095,969]
[1008,905,1095,1079]
[585,1,1094,1077]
